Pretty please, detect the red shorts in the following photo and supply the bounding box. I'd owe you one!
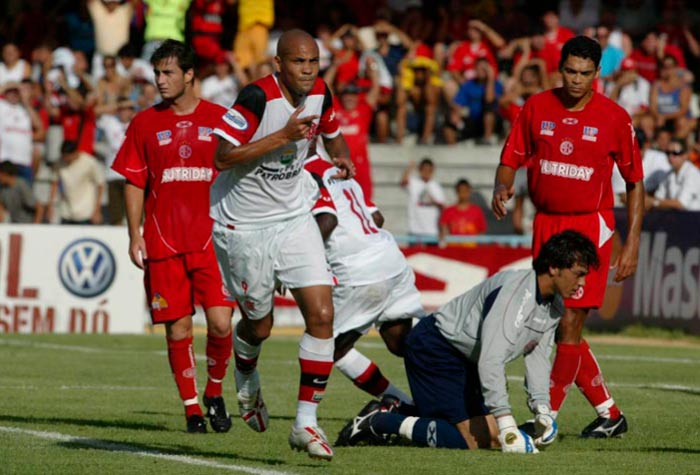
[144,247,233,324]
[532,210,614,309]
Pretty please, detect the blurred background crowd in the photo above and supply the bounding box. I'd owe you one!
[1,0,699,239]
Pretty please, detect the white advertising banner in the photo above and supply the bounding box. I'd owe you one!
[0,225,147,334]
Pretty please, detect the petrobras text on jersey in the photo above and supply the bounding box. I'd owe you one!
[161,167,214,183]
[540,159,594,181]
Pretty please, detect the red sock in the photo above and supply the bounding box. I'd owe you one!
[298,358,334,403]
[353,362,390,396]
[204,332,232,399]
[166,336,201,417]
[576,339,621,418]
[550,342,582,413]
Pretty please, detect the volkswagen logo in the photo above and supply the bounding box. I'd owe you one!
[58,238,116,298]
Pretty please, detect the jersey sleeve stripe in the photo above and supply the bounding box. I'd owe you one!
[212,128,242,146]
[311,205,337,216]
[322,129,341,139]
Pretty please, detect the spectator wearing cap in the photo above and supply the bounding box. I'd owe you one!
[49,140,105,225]
[438,178,487,247]
[0,161,42,223]
[647,138,700,211]
[0,42,31,86]
[400,158,446,241]
[0,81,45,182]
[325,55,380,200]
[96,97,135,224]
[200,56,248,108]
[606,57,650,119]
[396,45,442,144]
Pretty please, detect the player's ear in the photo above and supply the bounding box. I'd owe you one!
[274,55,282,73]
[184,67,195,86]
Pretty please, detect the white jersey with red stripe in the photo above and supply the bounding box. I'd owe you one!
[304,155,407,286]
[211,74,340,228]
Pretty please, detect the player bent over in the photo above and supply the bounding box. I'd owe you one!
[112,40,234,433]
[210,29,354,460]
[304,154,425,404]
[338,230,599,453]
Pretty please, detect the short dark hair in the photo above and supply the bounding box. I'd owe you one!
[61,140,79,155]
[533,230,599,274]
[455,178,471,190]
[0,161,19,176]
[150,39,196,74]
[559,36,602,70]
[419,158,434,169]
[117,43,138,59]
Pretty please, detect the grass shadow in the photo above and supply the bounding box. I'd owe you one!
[0,414,169,432]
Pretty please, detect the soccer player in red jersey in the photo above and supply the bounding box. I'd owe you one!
[492,36,644,438]
[111,40,235,434]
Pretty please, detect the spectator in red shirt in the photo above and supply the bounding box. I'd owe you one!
[538,11,575,83]
[439,179,487,247]
[630,30,686,83]
[330,24,363,90]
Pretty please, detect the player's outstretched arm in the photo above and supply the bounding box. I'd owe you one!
[214,106,319,170]
[315,213,338,241]
[613,180,644,282]
[491,164,516,219]
[124,182,147,269]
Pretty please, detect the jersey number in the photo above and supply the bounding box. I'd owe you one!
[343,189,378,234]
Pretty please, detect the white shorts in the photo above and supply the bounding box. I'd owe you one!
[333,265,425,337]
[213,213,333,320]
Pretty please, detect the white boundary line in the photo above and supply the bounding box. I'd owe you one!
[0,426,295,475]
[505,375,700,393]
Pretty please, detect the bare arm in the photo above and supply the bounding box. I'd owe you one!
[214,107,318,170]
[491,164,517,219]
[371,210,384,228]
[612,180,644,282]
[684,27,700,57]
[91,183,104,224]
[124,182,147,269]
[314,213,338,241]
[322,133,354,179]
[365,56,381,109]
[400,160,416,188]
[469,20,505,50]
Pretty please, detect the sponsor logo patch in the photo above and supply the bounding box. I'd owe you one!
[540,159,594,181]
[562,117,579,125]
[176,120,193,128]
[157,130,172,145]
[198,126,213,141]
[58,238,116,298]
[223,109,249,130]
[582,125,598,142]
[540,120,556,136]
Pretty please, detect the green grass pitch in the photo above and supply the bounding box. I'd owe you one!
[0,332,699,474]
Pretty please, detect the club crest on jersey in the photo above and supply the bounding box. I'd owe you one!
[582,126,598,142]
[157,130,172,145]
[571,286,584,300]
[151,293,168,310]
[179,144,192,159]
[560,139,574,155]
[562,117,578,125]
[198,126,213,141]
[540,121,555,136]
[280,147,296,166]
[223,109,248,130]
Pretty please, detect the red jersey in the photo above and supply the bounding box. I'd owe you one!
[190,0,224,34]
[630,45,686,83]
[500,89,643,214]
[439,204,487,235]
[538,27,574,73]
[335,97,373,199]
[112,100,226,260]
[447,41,498,80]
[62,106,96,155]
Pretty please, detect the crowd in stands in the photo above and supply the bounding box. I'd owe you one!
[1,0,699,229]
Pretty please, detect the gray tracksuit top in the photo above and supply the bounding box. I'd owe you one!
[434,269,564,417]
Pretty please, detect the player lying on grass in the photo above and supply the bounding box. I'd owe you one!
[304,152,425,405]
[337,230,599,453]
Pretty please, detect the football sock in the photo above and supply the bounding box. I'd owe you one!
[204,331,232,398]
[576,339,621,419]
[335,348,413,403]
[371,414,468,449]
[166,336,201,417]
[295,333,334,429]
[233,323,261,397]
[550,342,582,414]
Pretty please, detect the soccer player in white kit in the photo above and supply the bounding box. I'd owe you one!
[210,29,354,460]
[304,153,425,405]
